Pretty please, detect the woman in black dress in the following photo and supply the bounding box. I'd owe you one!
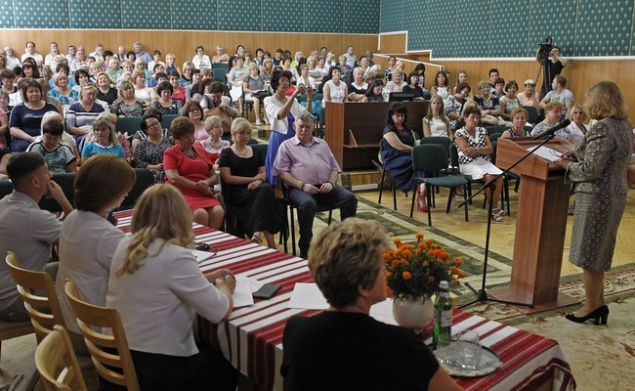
[218,118,285,247]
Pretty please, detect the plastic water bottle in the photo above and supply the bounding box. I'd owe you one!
[433,280,452,350]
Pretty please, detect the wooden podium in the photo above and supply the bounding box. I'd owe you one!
[490,137,579,313]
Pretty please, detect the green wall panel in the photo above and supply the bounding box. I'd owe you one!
[217,0,260,31]
[574,0,633,56]
[261,0,304,32]
[69,0,121,29]
[14,0,68,28]
[381,0,635,57]
[0,0,15,28]
[122,0,170,29]
[305,0,342,33]
[171,0,216,31]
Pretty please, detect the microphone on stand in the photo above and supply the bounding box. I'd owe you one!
[533,119,571,140]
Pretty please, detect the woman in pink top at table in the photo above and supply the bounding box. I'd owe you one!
[164,117,224,229]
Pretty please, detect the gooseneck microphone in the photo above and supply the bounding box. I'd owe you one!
[532,119,571,140]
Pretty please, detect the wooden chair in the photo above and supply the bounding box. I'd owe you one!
[64,280,140,391]
[35,325,88,391]
[5,251,65,344]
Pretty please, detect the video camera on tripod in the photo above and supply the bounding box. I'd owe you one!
[537,36,553,61]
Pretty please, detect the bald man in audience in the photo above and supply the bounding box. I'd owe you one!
[0,152,73,322]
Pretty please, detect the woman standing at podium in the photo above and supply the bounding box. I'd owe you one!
[554,81,633,325]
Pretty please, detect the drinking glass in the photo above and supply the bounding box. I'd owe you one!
[456,329,482,370]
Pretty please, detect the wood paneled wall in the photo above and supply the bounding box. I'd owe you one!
[2,29,378,67]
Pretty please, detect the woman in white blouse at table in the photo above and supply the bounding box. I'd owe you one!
[422,95,453,140]
[106,184,237,391]
[565,104,590,145]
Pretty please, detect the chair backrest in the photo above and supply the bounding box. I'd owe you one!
[449,143,460,169]
[411,144,448,173]
[39,173,76,213]
[64,280,140,391]
[161,114,179,131]
[523,105,540,124]
[251,143,268,159]
[485,125,509,135]
[115,116,142,136]
[419,136,452,151]
[212,67,227,83]
[5,252,66,344]
[35,325,88,391]
[120,168,155,209]
[0,180,13,201]
[488,133,503,164]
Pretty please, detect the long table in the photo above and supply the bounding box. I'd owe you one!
[114,210,576,391]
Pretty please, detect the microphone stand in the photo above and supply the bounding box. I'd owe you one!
[457,132,561,310]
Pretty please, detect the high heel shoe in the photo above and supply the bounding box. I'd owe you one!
[565,305,609,325]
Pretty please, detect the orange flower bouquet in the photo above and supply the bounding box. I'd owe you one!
[384,233,465,300]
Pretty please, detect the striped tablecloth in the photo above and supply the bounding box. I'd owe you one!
[114,210,575,391]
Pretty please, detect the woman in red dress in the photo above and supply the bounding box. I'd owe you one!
[164,117,224,229]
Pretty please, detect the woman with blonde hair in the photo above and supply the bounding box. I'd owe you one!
[110,80,146,117]
[423,95,452,139]
[554,81,633,325]
[218,118,285,247]
[107,184,237,390]
[80,116,124,164]
[57,154,136,354]
[200,115,231,168]
[565,103,590,145]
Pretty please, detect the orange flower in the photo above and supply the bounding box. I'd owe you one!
[454,257,463,267]
[386,271,393,278]
[416,248,422,256]
[423,261,429,267]
[402,271,412,280]
[415,233,424,240]
[383,252,392,261]
[428,276,435,283]
[391,260,400,269]
[423,239,433,248]
[393,238,402,246]
[402,250,413,258]
[400,259,409,265]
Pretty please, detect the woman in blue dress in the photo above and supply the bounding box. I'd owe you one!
[264,70,312,186]
[381,102,427,210]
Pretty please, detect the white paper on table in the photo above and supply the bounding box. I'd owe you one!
[236,275,265,293]
[232,277,255,308]
[369,298,398,326]
[191,249,216,264]
[525,146,562,162]
[287,283,329,310]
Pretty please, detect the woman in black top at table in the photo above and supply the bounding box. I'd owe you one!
[281,218,463,391]
[218,118,285,247]
[402,71,425,101]
[363,79,385,102]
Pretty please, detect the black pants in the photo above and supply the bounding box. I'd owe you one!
[99,345,237,391]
